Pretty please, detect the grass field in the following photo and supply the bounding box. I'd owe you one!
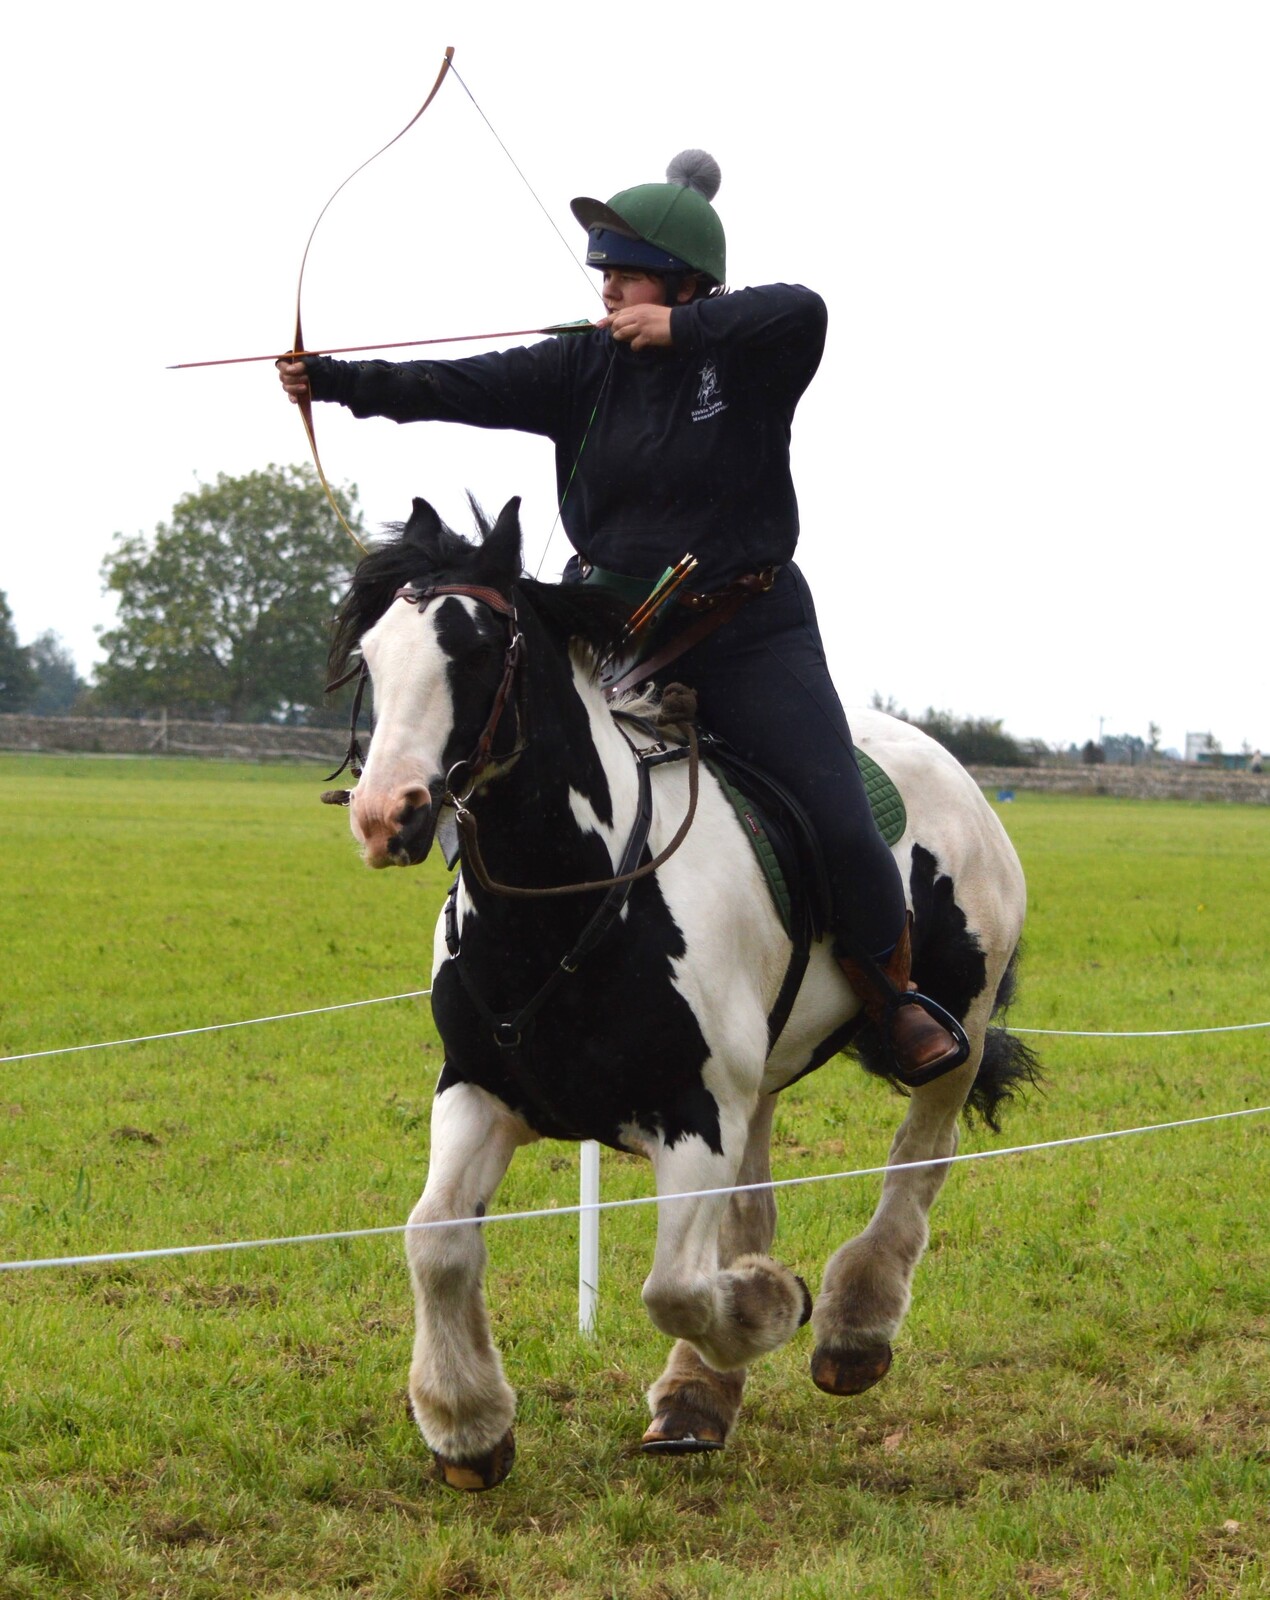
[0,754,1266,1599]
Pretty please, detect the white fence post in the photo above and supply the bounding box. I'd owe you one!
[578,1140,600,1336]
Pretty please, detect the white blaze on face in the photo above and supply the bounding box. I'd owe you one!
[350,599,460,867]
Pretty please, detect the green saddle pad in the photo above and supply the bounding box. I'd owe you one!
[856,748,907,847]
[709,748,906,937]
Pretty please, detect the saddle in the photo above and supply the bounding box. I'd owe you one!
[667,720,907,947]
[632,692,907,1050]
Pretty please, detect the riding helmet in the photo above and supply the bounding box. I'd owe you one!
[571,150,725,287]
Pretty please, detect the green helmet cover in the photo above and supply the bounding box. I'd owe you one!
[571,151,726,285]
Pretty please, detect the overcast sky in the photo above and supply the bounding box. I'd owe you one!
[3,2,1266,756]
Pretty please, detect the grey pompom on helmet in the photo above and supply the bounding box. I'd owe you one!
[571,150,726,286]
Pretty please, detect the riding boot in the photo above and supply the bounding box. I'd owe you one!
[837,915,969,1088]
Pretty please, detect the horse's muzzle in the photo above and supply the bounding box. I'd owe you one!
[353,782,440,869]
[385,795,440,867]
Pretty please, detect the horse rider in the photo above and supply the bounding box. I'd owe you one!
[277,150,962,1083]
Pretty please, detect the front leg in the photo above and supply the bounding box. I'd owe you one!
[644,1094,790,1453]
[406,1077,536,1490]
[641,1099,809,1388]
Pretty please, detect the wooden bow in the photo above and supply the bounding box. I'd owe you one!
[276,48,605,565]
[291,45,456,553]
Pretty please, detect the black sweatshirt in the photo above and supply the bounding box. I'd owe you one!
[305,283,827,589]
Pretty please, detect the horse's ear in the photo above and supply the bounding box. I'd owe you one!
[403,497,446,552]
[479,496,523,587]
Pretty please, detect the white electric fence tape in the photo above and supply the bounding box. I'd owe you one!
[0,991,434,1064]
[2,1105,1265,1275]
[4,998,1267,1066]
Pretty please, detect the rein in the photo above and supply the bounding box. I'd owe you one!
[442,721,694,1060]
[455,717,699,899]
[333,580,730,1116]
[325,582,702,898]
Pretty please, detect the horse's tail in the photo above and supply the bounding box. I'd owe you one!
[963,945,1043,1132]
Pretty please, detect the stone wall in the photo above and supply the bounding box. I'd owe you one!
[0,712,344,764]
[3,714,1268,803]
[968,763,1270,805]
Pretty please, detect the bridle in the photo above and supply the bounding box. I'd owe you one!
[324,581,701,899]
[325,581,526,793]
[393,582,528,806]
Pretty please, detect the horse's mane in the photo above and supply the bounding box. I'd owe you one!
[329,497,630,681]
[516,577,630,678]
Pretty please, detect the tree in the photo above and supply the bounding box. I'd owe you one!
[95,465,365,722]
[0,591,36,712]
[910,708,1035,767]
[869,694,1036,767]
[27,631,86,714]
[1102,732,1145,766]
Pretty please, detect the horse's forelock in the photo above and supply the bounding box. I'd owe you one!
[328,507,494,679]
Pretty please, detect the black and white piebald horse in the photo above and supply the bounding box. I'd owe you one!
[331,496,1037,1491]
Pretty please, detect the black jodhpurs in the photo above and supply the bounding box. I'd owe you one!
[654,563,906,959]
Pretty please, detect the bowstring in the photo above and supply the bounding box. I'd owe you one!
[447,60,616,579]
[447,63,599,302]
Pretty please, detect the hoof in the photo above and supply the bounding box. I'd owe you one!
[641,1409,726,1455]
[810,1341,893,1396]
[432,1429,516,1491]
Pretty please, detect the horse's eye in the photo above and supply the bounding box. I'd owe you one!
[462,629,503,674]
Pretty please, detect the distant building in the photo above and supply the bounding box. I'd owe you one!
[1186,732,1265,770]
[1185,731,1214,764]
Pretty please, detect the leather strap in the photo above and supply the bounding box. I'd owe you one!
[604,568,777,698]
[455,727,698,898]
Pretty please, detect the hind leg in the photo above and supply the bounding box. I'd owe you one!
[810,1021,986,1396]
[643,1094,810,1452]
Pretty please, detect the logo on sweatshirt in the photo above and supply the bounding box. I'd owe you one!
[691,360,727,423]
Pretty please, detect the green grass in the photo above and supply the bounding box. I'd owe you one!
[1,757,1267,1598]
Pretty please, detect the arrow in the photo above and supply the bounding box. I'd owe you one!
[168,320,595,370]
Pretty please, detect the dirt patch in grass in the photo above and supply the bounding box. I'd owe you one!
[975,1435,1121,1496]
[837,1456,979,1502]
[1193,1401,1270,1458]
[1017,1563,1097,1598]
[437,1561,504,1597]
[111,1124,161,1146]
[168,1281,281,1308]
[144,1514,218,1547]
[1186,1520,1265,1598]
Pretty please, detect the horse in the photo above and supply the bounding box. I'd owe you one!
[330,495,1038,1491]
